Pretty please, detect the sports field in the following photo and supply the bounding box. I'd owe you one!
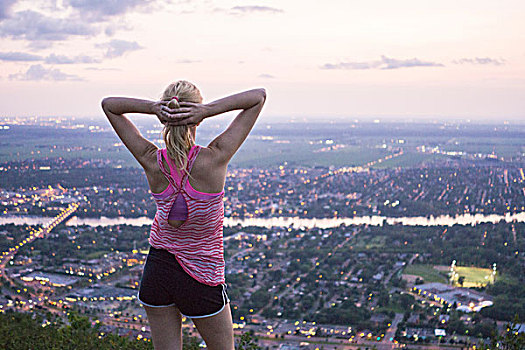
[453,266,494,287]
[403,264,495,287]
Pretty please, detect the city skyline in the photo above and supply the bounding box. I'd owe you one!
[0,0,524,120]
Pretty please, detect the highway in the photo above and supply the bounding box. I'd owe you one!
[0,203,79,310]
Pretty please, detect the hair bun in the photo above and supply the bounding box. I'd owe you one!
[167,96,180,109]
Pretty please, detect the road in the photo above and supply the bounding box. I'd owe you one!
[0,203,78,311]
[382,313,403,347]
[1,203,79,283]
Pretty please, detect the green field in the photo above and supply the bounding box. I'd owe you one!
[85,250,112,260]
[353,235,388,250]
[439,136,525,158]
[229,139,394,168]
[402,264,448,284]
[453,266,494,287]
[403,264,496,287]
[372,152,443,169]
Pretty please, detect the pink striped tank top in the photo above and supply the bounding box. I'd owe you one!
[149,145,226,286]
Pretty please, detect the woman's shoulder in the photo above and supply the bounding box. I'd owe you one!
[193,145,229,172]
[190,145,227,193]
[194,144,225,162]
[190,145,213,170]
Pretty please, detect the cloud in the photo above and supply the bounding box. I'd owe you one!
[9,64,83,81]
[27,40,54,50]
[105,24,118,36]
[176,59,201,64]
[452,57,505,66]
[321,55,444,70]
[258,73,275,79]
[230,6,283,14]
[0,51,101,65]
[66,0,150,20]
[97,39,142,58]
[84,67,121,71]
[0,0,16,19]
[0,51,43,62]
[0,10,96,41]
[380,55,444,69]
[321,61,380,70]
[44,54,101,64]
[0,2,153,48]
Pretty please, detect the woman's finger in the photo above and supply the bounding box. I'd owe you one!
[179,101,197,107]
[161,107,191,116]
[161,106,178,114]
[166,112,192,119]
[160,111,174,119]
[162,106,193,114]
[171,107,192,114]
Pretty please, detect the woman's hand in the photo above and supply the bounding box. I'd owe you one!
[150,100,172,125]
[161,102,210,126]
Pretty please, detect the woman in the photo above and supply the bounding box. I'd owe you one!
[101,81,266,350]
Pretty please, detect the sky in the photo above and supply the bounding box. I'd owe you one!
[0,0,524,121]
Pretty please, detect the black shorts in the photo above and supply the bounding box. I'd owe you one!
[137,246,229,318]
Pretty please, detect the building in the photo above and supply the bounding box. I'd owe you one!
[413,282,493,312]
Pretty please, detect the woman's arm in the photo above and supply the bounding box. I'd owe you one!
[163,88,266,164]
[101,97,167,170]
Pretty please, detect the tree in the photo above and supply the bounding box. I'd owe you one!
[182,329,201,350]
[0,310,153,349]
[458,276,465,287]
[478,316,525,350]
[236,331,260,350]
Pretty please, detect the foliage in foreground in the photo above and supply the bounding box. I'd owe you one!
[0,310,152,350]
[0,310,261,350]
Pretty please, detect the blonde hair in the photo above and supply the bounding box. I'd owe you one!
[161,80,203,176]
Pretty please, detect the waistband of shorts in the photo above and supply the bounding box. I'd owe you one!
[149,246,174,254]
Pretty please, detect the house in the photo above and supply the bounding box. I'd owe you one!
[438,315,450,325]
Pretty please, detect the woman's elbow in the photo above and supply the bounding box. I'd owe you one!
[101,97,116,115]
[101,97,112,110]
[101,97,109,111]
[257,88,267,104]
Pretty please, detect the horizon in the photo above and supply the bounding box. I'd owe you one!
[2,114,525,125]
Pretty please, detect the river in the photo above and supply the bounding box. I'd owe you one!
[1,212,524,229]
